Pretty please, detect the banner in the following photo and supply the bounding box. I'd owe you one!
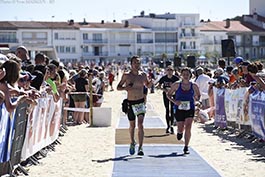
[249,91,265,140]
[0,104,10,163]
[240,88,250,125]
[224,88,249,125]
[224,89,236,122]
[21,96,62,160]
[10,102,29,166]
[214,88,227,128]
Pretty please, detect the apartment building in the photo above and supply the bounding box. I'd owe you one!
[79,20,145,64]
[126,12,200,60]
[199,17,265,60]
[0,9,265,65]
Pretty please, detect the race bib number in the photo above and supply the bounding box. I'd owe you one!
[178,101,190,110]
[132,103,146,116]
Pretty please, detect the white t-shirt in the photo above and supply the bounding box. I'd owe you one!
[195,74,211,100]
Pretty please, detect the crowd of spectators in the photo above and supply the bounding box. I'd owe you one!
[0,46,118,126]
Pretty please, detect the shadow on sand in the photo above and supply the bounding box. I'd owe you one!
[201,123,265,162]
[92,155,143,163]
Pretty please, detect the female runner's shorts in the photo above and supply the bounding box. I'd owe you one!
[175,109,195,122]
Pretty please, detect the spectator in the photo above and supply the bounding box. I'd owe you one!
[108,70,115,91]
[15,46,32,70]
[0,60,28,112]
[195,67,211,109]
[218,59,226,70]
[71,69,89,125]
[233,57,243,67]
[241,61,255,87]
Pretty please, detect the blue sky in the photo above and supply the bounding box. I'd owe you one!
[0,0,249,22]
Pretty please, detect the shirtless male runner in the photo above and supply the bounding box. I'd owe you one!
[117,56,152,155]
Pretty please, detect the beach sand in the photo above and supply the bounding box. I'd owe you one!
[27,80,265,177]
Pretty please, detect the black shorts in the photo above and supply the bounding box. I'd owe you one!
[175,109,195,122]
[127,98,145,121]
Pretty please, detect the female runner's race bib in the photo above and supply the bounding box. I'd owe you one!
[178,101,190,110]
[131,102,146,116]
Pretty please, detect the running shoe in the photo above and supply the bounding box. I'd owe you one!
[177,133,183,140]
[183,146,190,154]
[137,147,144,156]
[129,141,136,155]
[166,127,170,134]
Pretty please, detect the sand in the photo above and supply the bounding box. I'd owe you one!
[27,79,265,177]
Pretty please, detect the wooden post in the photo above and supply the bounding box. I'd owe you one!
[89,75,93,127]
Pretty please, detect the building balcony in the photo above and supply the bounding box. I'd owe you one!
[22,38,47,45]
[154,39,178,43]
[137,39,153,43]
[179,47,199,52]
[0,38,18,43]
[201,40,221,45]
[109,40,135,44]
[82,51,108,57]
[179,22,196,27]
[179,33,199,39]
[83,39,108,44]
[152,27,177,32]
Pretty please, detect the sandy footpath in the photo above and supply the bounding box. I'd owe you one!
[27,79,265,177]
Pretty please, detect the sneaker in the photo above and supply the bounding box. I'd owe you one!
[137,147,144,156]
[183,146,190,154]
[177,133,183,140]
[129,142,136,155]
[166,127,170,134]
[170,127,174,134]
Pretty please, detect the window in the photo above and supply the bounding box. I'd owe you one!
[60,46,64,53]
[71,46,76,53]
[66,46,71,53]
[191,29,195,36]
[36,32,46,39]
[180,42,186,49]
[54,33,58,40]
[181,29,185,36]
[93,33,102,42]
[55,46,59,52]
[83,33,88,40]
[22,32,32,39]
[0,32,17,42]
[83,46,89,53]
[253,48,257,57]
[137,34,141,43]
[260,48,264,57]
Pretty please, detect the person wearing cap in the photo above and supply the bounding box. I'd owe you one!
[156,65,179,134]
[233,57,243,67]
[18,71,37,90]
[195,66,211,109]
